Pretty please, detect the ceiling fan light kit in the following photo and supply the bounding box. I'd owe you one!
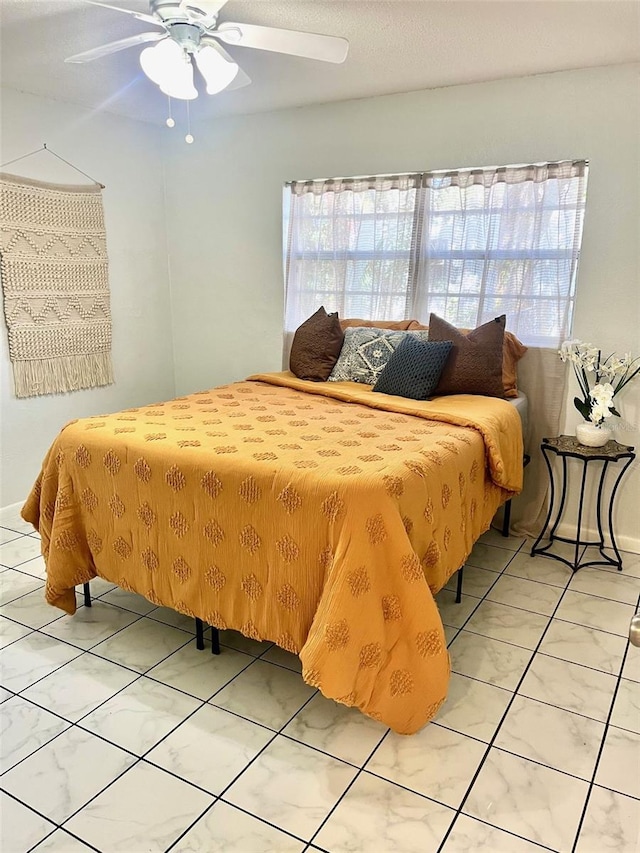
[140,37,198,100]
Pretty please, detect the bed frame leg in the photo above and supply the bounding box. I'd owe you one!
[500,455,529,538]
[211,626,220,655]
[195,617,205,651]
[502,499,512,537]
[455,566,464,604]
[83,582,92,608]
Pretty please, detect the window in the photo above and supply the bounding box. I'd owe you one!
[284,161,588,348]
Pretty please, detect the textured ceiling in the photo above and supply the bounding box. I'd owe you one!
[1,1,638,125]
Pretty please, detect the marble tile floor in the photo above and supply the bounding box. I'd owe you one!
[0,509,639,853]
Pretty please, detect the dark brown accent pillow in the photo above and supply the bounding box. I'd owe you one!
[289,307,344,382]
[428,314,506,397]
[408,320,527,398]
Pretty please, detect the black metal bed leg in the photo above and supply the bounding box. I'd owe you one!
[455,566,464,604]
[211,626,220,655]
[83,582,92,608]
[195,617,205,651]
[501,455,529,538]
[502,499,512,537]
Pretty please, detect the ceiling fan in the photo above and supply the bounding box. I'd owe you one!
[65,1,350,100]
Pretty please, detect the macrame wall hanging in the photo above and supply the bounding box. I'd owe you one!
[0,146,113,398]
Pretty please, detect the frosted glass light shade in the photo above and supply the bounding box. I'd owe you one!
[194,45,239,94]
[140,38,198,100]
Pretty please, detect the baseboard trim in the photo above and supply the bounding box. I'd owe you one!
[0,501,24,515]
[553,521,640,558]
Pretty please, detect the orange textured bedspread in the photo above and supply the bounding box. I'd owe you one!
[22,371,523,734]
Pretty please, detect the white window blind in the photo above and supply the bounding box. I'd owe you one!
[284,161,588,347]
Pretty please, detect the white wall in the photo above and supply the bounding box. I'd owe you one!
[0,88,175,506]
[163,64,640,550]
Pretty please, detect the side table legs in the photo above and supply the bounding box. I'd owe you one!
[606,455,635,570]
[532,444,634,573]
[531,446,558,560]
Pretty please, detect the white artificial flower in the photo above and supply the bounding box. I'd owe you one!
[599,362,617,380]
[588,383,614,424]
[603,357,626,378]
[589,404,611,425]
[590,382,614,406]
[559,340,581,363]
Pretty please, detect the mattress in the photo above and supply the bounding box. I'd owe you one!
[508,391,529,446]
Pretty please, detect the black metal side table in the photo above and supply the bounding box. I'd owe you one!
[531,435,635,572]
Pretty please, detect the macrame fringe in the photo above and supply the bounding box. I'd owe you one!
[12,353,114,398]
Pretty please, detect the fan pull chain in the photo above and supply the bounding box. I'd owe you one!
[185,100,194,144]
[166,96,175,128]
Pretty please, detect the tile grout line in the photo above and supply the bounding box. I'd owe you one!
[11,613,306,722]
[1,587,138,635]
[569,589,640,853]
[5,628,316,850]
[434,547,590,852]
[170,798,309,853]
[4,641,273,849]
[443,541,534,645]
[1,615,203,779]
[0,788,103,853]
[301,726,395,850]
[444,546,631,723]
[28,826,103,853]
[11,623,264,742]
[443,672,618,728]
[436,813,558,853]
[472,559,637,844]
[164,687,325,852]
[2,604,151,693]
[461,613,632,642]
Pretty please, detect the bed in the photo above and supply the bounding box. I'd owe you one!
[22,371,523,734]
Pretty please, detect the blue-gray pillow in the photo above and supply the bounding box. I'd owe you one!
[373,336,453,399]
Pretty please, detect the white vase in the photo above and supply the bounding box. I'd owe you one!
[575,421,612,447]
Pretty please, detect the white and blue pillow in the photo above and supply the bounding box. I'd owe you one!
[328,327,431,385]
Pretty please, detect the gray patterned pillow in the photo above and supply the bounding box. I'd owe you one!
[328,327,430,385]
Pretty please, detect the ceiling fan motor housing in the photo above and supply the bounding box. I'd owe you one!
[167,22,203,53]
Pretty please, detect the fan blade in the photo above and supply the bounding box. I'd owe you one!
[215,22,349,64]
[84,1,162,27]
[65,31,165,63]
[225,64,251,91]
[180,0,228,18]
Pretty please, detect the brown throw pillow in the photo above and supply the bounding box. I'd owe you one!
[428,314,506,397]
[407,320,526,397]
[289,307,344,381]
[502,332,528,398]
[340,318,414,331]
